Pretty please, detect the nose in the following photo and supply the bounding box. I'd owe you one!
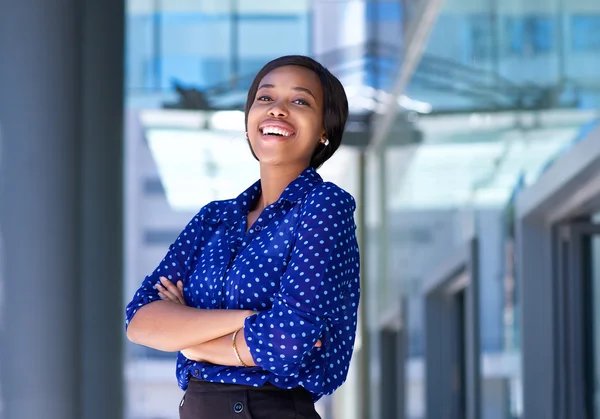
[268,100,288,118]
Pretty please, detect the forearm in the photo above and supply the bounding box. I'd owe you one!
[126,300,254,352]
[184,328,256,367]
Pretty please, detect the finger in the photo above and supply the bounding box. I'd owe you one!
[159,277,180,298]
[160,277,183,299]
[177,281,186,304]
[167,279,185,305]
[155,283,180,303]
[163,279,185,305]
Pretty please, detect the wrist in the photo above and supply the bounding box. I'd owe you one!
[232,328,250,367]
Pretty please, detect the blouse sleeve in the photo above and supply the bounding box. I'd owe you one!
[124,210,204,330]
[243,183,360,377]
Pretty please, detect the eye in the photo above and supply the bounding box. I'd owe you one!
[256,95,272,102]
[293,98,310,106]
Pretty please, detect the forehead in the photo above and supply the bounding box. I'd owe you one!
[259,65,323,97]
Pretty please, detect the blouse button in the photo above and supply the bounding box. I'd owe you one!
[194,369,199,376]
[254,225,262,231]
[233,401,244,413]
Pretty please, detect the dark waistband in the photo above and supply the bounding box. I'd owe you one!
[187,377,307,395]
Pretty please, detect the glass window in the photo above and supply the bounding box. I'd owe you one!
[571,16,600,52]
[126,0,311,96]
[504,16,555,56]
[378,110,593,419]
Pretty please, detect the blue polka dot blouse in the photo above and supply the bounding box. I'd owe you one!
[125,166,361,401]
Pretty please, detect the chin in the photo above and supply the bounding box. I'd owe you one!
[257,156,288,167]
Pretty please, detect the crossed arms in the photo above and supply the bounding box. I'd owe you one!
[126,184,356,373]
[126,277,258,366]
[127,277,322,367]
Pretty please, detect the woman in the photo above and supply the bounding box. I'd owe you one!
[125,55,360,419]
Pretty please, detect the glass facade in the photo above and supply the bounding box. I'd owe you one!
[406,0,600,112]
[363,0,599,418]
[373,10,598,419]
[372,114,598,419]
[127,0,311,94]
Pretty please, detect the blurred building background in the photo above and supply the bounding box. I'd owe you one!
[1,0,600,419]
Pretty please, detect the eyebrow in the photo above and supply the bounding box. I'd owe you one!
[257,83,317,101]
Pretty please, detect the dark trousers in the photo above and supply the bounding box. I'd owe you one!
[179,378,322,419]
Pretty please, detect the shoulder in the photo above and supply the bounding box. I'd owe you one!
[303,181,356,213]
[196,198,236,224]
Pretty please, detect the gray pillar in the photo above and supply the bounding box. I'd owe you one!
[466,237,481,419]
[80,1,125,418]
[0,1,124,418]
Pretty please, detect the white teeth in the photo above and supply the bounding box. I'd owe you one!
[261,126,292,136]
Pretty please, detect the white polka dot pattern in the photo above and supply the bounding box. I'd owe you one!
[125,167,361,402]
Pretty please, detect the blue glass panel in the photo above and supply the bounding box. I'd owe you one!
[126,14,156,90]
[126,10,309,93]
[160,56,203,88]
[469,14,494,64]
[238,17,308,57]
[504,15,555,55]
[571,15,600,52]
[367,1,403,22]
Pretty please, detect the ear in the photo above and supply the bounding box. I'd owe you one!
[319,129,327,144]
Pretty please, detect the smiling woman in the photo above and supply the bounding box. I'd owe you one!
[125,55,359,419]
[244,55,348,170]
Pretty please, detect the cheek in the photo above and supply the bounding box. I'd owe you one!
[246,105,261,128]
[301,115,324,140]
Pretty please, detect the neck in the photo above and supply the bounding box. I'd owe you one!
[256,163,308,210]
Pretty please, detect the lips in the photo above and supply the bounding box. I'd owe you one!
[258,120,296,138]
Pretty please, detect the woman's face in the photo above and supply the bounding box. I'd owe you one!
[246,65,325,168]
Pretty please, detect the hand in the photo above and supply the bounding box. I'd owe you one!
[155,276,186,306]
[155,278,201,360]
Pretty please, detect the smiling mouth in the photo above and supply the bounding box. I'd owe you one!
[260,126,295,137]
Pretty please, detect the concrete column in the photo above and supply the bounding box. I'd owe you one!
[79,1,125,418]
[0,1,124,418]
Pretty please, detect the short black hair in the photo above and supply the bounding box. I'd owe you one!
[244,55,349,169]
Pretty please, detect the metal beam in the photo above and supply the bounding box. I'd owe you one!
[367,0,446,153]
[516,122,600,223]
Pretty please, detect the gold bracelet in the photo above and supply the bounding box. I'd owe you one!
[232,328,250,367]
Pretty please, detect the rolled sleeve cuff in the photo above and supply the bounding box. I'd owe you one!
[243,301,324,377]
[124,284,160,330]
